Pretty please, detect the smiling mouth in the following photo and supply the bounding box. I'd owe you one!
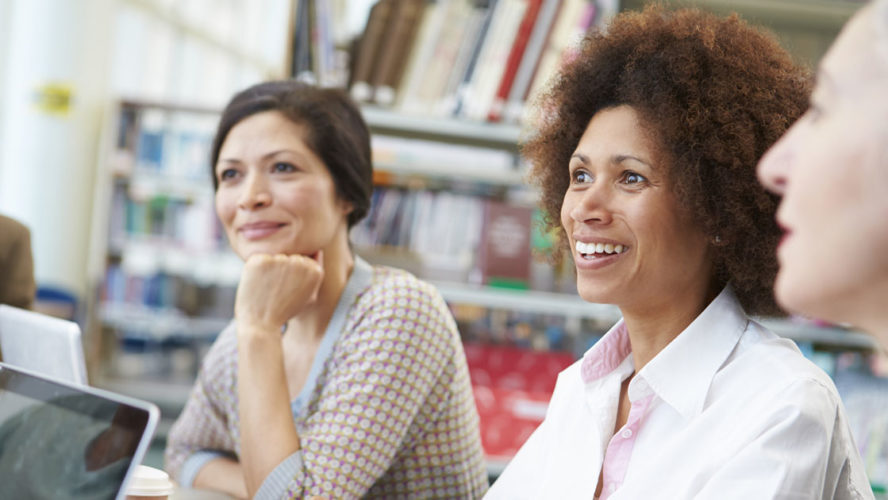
[575,240,628,259]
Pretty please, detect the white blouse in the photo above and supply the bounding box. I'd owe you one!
[486,287,873,500]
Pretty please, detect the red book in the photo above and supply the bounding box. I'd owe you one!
[487,0,543,122]
[478,200,533,289]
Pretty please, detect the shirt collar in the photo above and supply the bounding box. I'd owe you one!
[636,286,748,420]
[580,321,632,384]
[579,286,748,419]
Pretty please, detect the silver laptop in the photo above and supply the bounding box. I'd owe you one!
[0,362,159,499]
[0,304,88,385]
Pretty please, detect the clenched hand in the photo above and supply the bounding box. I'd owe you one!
[234,252,324,335]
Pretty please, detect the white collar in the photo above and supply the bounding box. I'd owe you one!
[581,286,749,420]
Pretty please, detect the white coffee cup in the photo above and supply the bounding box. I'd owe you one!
[126,465,175,500]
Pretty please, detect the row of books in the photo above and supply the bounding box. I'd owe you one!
[108,184,225,254]
[347,0,618,123]
[351,186,545,287]
[450,302,612,356]
[115,106,218,182]
[102,264,236,321]
[111,0,285,107]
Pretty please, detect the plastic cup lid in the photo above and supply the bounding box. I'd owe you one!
[127,465,175,496]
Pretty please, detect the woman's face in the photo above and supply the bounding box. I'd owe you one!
[561,105,713,313]
[757,5,888,328]
[214,111,351,260]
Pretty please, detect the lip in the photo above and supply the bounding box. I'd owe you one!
[775,221,792,250]
[238,221,286,240]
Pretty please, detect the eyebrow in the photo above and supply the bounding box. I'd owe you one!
[218,149,300,164]
[570,153,654,169]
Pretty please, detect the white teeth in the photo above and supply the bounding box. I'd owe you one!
[575,241,627,255]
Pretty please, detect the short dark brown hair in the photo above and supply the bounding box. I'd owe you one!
[525,5,810,316]
[210,80,373,228]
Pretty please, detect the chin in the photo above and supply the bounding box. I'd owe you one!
[775,276,835,323]
[575,282,616,305]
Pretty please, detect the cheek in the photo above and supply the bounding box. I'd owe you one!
[214,192,232,222]
[560,192,576,229]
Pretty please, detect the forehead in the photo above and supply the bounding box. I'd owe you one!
[820,6,888,96]
[223,111,309,151]
[577,105,659,153]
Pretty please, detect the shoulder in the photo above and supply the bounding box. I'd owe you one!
[340,265,460,352]
[0,216,30,247]
[0,215,28,235]
[713,319,842,416]
[352,265,453,323]
[361,265,447,304]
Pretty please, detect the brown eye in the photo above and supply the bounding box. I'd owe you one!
[571,169,593,183]
[620,171,647,185]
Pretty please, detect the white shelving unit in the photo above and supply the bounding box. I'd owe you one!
[362,106,524,149]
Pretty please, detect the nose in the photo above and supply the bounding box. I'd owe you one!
[758,126,796,195]
[237,171,272,210]
[567,182,613,225]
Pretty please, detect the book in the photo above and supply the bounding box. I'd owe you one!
[487,0,543,122]
[502,0,563,123]
[291,0,314,81]
[349,0,395,102]
[434,5,487,116]
[371,0,427,106]
[477,200,533,289]
[451,0,499,116]
[461,0,528,122]
[522,0,595,124]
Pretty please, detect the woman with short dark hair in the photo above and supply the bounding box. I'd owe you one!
[165,81,488,499]
[487,6,870,499]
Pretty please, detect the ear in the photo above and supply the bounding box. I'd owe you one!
[338,198,354,218]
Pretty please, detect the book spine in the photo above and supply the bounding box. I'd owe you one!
[349,0,395,102]
[503,0,563,123]
[487,0,543,122]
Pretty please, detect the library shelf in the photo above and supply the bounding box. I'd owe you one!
[434,280,621,323]
[759,319,878,352]
[374,159,527,187]
[100,303,230,341]
[362,105,525,149]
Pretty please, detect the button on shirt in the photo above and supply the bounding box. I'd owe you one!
[486,287,872,500]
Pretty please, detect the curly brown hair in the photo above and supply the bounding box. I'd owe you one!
[524,5,810,316]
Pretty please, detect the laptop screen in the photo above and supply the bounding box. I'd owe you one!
[0,363,158,500]
[0,304,88,385]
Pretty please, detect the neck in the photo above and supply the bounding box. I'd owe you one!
[838,281,888,350]
[620,282,720,372]
[287,232,354,343]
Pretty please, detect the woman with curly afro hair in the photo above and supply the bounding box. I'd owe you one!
[487,6,871,499]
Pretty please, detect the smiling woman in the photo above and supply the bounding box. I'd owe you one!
[163,81,488,499]
[486,6,872,500]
